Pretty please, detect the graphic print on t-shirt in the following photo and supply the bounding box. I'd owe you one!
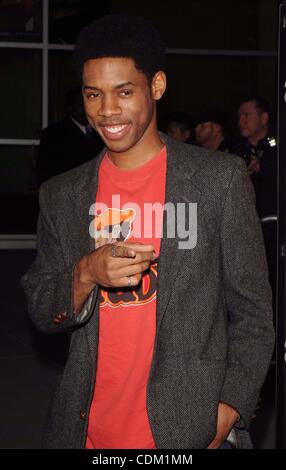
[94,207,157,309]
[94,207,135,248]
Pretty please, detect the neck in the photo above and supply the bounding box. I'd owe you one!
[248,129,268,147]
[108,134,163,170]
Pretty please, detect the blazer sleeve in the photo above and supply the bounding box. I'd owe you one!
[21,185,98,334]
[219,158,275,428]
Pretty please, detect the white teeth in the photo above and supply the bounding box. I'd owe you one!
[105,125,126,133]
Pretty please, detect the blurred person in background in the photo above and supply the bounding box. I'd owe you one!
[166,110,195,144]
[195,108,231,152]
[232,96,277,317]
[35,86,103,185]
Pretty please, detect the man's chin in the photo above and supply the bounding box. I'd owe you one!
[104,141,131,154]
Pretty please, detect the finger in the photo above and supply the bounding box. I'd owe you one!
[137,251,156,261]
[116,261,151,278]
[110,273,142,288]
[110,243,136,259]
[119,242,155,253]
[110,244,155,261]
[128,251,155,263]
[129,273,142,287]
[106,254,154,275]
[116,251,156,268]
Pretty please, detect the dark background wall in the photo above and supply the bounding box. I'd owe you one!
[111,0,279,128]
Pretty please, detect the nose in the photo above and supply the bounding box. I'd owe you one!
[98,95,121,117]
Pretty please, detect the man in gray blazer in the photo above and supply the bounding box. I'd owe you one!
[21,15,274,449]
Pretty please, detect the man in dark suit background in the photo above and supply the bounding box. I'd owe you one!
[35,86,103,184]
[231,97,277,317]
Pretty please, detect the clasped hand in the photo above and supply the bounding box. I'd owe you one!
[84,241,155,289]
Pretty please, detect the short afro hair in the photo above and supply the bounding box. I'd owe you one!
[73,14,166,82]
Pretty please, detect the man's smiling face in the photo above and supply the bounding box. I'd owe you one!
[82,57,159,156]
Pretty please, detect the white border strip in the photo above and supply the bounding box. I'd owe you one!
[42,0,49,129]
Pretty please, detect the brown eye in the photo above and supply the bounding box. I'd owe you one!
[86,92,100,100]
[120,89,132,96]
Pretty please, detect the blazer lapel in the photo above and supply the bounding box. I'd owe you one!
[68,148,106,260]
[68,149,106,353]
[156,136,202,330]
[68,136,202,334]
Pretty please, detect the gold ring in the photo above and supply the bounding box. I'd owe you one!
[111,245,117,257]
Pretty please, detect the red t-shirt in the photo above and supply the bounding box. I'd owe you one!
[85,146,167,449]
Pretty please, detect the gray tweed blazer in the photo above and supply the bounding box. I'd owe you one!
[21,134,275,449]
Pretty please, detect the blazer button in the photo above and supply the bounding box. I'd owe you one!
[53,311,68,324]
[80,411,86,420]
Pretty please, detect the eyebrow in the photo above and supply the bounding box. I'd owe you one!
[83,81,135,92]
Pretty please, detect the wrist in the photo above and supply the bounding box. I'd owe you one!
[219,401,240,423]
[75,255,96,288]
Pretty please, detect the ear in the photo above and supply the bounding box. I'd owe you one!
[151,71,167,101]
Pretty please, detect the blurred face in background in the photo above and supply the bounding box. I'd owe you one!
[195,121,213,146]
[238,101,269,143]
[167,121,191,142]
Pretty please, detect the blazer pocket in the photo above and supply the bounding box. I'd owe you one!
[150,358,227,448]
